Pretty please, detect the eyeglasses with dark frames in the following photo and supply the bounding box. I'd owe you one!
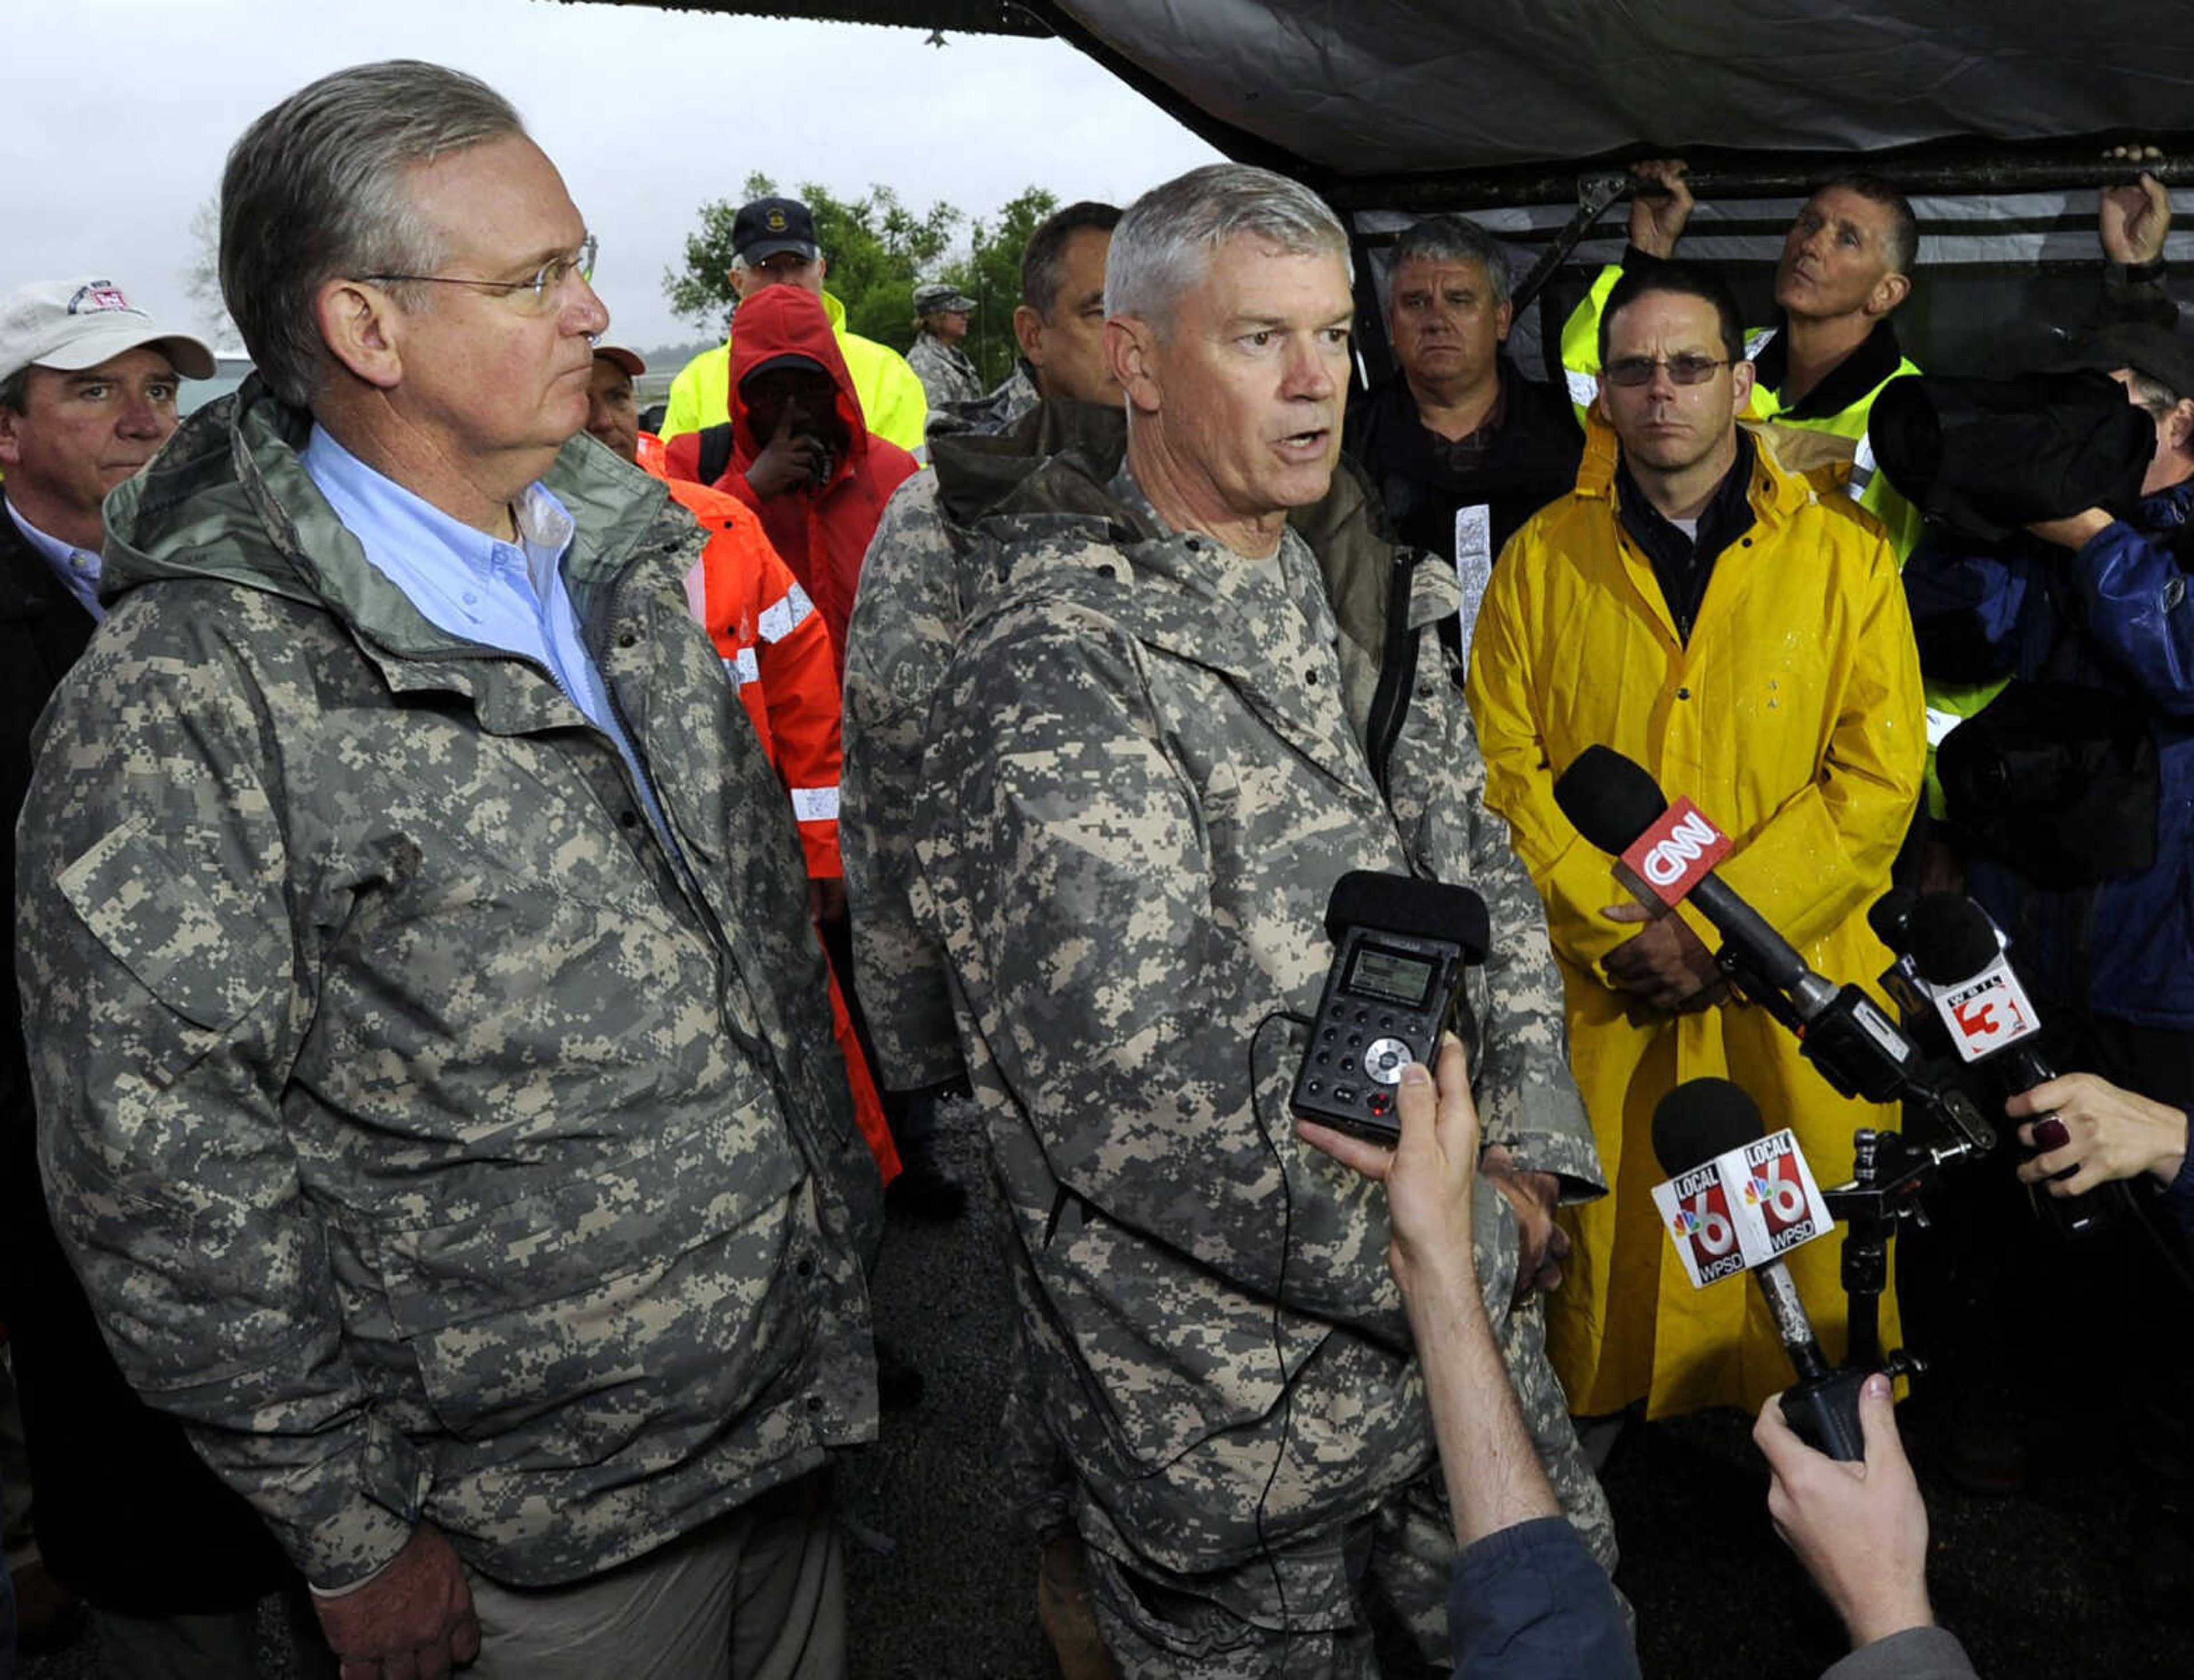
[361,235,598,312]
[1604,354,1730,388]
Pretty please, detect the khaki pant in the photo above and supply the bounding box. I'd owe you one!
[466,1473,843,1680]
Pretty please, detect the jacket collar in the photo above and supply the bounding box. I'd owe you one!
[959,447,1406,797]
[1576,410,1817,523]
[100,379,683,727]
[1751,316,1907,421]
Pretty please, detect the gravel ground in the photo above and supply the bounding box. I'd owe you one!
[18,1104,2189,1676]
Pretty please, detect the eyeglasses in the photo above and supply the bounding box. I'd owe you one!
[362,235,598,312]
[1604,354,1730,387]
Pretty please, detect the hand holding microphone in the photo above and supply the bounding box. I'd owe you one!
[2008,1073,2191,1198]
[1753,1373,1937,1653]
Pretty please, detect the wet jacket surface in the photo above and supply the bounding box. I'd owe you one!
[1468,422,1924,1419]
[14,384,880,1592]
[1904,476,2194,1028]
[664,286,920,673]
[910,442,1607,1585]
[661,287,928,455]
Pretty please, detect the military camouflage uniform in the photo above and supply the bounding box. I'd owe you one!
[935,358,1043,441]
[907,328,984,413]
[845,392,1121,1555]
[844,388,1104,1090]
[13,383,880,1593]
[908,444,1613,1675]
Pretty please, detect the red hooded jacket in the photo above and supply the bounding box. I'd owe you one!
[664,286,920,671]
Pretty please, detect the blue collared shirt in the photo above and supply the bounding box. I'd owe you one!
[6,497,104,622]
[301,426,678,851]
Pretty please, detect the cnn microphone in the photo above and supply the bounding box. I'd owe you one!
[1652,1078,1869,1461]
[1552,747,1940,1111]
[1554,746,1833,1013]
[1902,893,2111,1239]
[1291,872,1488,1141]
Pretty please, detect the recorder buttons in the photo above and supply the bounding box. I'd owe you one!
[1364,1037,1413,1086]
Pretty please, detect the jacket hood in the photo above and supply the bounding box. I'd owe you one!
[726,286,867,474]
[931,396,1129,530]
[1575,407,1821,530]
[99,375,674,656]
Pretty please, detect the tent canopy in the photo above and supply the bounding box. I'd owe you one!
[581,1,2194,187]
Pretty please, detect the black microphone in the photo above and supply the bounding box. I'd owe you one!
[1654,1078,1869,1461]
[1867,887,1953,1057]
[1903,894,2051,1091]
[1901,893,2111,1238]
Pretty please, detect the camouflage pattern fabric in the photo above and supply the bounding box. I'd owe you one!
[14,382,880,1592]
[843,464,996,1090]
[907,452,1611,1654]
[907,329,984,412]
[1077,1299,1611,1679]
[931,359,1043,442]
[840,373,1089,1090]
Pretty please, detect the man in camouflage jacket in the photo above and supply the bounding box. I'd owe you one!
[14,63,876,1679]
[907,164,1612,1676]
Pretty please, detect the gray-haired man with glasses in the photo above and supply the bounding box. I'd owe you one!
[14,59,879,1680]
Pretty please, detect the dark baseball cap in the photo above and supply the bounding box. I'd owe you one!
[734,197,820,265]
[2053,322,2194,401]
[741,351,832,386]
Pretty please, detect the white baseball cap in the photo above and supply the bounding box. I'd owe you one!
[0,277,217,387]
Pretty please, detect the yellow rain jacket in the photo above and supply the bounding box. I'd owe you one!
[1467,419,1924,1420]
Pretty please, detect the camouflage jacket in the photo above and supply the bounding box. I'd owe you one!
[910,447,1601,1575]
[907,329,983,413]
[843,394,1118,1089]
[933,359,1042,440]
[14,383,880,1591]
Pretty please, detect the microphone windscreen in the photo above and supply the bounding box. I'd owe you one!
[1867,887,1919,952]
[1323,871,1490,963]
[1904,893,2002,987]
[1652,1077,1764,1176]
[1553,745,1668,854]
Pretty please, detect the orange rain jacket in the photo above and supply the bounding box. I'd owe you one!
[640,442,899,1182]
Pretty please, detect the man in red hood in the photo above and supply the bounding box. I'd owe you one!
[666,285,919,669]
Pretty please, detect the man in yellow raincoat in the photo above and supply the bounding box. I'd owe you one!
[1467,260,1924,1422]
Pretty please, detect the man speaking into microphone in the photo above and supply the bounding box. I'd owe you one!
[910,164,1610,1671]
[1467,262,1925,1424]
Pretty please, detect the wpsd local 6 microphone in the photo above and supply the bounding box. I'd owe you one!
[1291,871,1488,1142]
[1651,1077,1871,1461]
[1902,892,2113,1239]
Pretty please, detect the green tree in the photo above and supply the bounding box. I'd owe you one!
[664,172,963,351]
[942,186,1059,389]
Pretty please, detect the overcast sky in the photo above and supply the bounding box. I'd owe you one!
[13,0,1222,354]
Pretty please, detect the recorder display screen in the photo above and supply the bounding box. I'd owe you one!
[1344,944,1436,1008]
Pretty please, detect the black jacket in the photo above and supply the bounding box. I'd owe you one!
[1344,356,1583,572]
[2,507,293,1615]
